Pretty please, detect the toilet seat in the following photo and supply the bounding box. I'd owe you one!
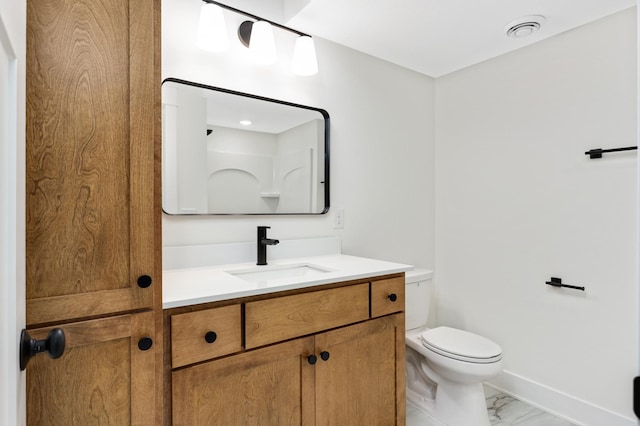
[421,326,502,364]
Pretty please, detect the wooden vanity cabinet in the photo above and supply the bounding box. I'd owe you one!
[173,336,316,425]
[166,274,406,425]
[171,305,242,368]
[244,283,370,349]
[371,276,405,318]
[315,315,404,425]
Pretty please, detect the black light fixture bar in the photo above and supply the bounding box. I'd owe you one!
[202,0,311,38]
[585,146,637,159]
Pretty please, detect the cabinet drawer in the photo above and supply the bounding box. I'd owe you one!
[171,304,242,368]
[371,276,405,318]
[245,284,370,349]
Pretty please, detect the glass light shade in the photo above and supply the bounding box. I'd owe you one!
[291,35,318,76]
[249,21,277,64]
[197,3,229,53]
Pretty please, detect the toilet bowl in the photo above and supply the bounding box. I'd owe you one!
[405,269,503,426]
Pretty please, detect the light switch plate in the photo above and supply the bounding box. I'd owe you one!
[334,208,344,229]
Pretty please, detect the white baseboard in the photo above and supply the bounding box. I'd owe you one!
[486,370,637,426]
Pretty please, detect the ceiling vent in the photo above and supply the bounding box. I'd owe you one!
[505,15,546,38]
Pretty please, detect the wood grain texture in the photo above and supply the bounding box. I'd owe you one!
[26,0,130,297]
[171,304,242,368]
[128,0,156,304]
[25,0,161,423]
[172,337,315,426]
[27,312,157,425]
[371,276,405,318]
[394,313,406,425]
[244,284,370,349]
[152,0,164,423]
[25,0,156,326]
[314,315,403,426]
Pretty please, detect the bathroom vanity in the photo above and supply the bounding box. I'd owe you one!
[163,253,410,425]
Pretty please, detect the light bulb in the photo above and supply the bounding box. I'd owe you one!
[197,3,228,53]
[249,21,277,64]
[292,35,318,76]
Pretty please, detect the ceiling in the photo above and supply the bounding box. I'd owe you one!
[217,0,636,77]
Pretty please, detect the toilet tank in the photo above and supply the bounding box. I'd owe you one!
[405,269,434,331]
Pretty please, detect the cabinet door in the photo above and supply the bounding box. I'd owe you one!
[26,312,158,425]
[314,314,406,426]
[25,0,158,326]
[172,337,315,426]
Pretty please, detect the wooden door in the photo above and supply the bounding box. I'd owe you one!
[25,0,158,326]
[172,337,315,426]
[24,0,161,423]
[314,314,406,426]
[26,312,157,425]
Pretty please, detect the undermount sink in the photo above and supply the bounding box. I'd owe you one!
[227,263,334,282]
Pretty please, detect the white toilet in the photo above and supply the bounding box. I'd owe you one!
[405,269,503,426]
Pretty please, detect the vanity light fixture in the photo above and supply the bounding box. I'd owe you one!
[198,0,319,75]
[197,2,229,52]
[245,20,277,65]
[292,35,318,76]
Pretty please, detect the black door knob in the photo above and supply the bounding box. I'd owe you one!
[307,354,318,365]
[388,293,398,302]
[320,351,330,361]
[20,328,66,371]
[204,331,217,343]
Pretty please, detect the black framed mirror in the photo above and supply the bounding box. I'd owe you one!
[162,78,330,215]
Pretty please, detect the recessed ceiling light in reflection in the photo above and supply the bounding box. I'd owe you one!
[240,120,252,126]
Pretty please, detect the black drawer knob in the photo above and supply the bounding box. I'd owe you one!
[307,354,318,365]
[138,337,153,351]
[388,293,398,302]
[204,331,218,344]
[320,351,330,361]
[137,275,153,288]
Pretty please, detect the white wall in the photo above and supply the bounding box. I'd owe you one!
[435,8,637,423]
[162,0,436,269]
[276,122,316,213]
[176,86,208,212]
[207,127,276,213]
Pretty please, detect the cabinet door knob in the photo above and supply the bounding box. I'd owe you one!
[204,331,217,344]
[137,275,153,288]
[388,293,398,302]
[138,337,153,351]
[307,354,318,365]
[320,351,330,361]
[19,328,66,371]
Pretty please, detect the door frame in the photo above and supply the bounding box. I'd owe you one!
[0,1,26,425]
[636,1,640,421]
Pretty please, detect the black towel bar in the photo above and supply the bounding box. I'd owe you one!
[585,146,637,159]
[545,277,585,291]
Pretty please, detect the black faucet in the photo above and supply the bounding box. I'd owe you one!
[257,226,279,265]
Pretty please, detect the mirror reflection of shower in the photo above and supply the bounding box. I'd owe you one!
[161,79,329,215]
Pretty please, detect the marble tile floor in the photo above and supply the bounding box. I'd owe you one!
[406,385,577,426]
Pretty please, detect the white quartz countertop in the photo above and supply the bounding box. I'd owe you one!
[163,254,413,309]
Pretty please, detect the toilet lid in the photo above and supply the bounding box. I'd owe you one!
[420,327,502,363]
